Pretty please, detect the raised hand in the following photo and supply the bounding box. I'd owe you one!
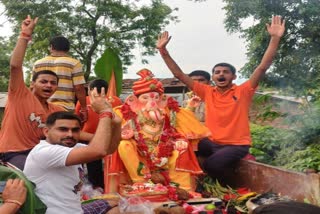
[156,31,171,50]
[187,95,202,108]
[21,15,38,36]
[266,15,285,38]
[89,87,112,114]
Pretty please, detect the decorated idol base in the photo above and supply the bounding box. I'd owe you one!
[119,182,168,197]
[119,182,206,202]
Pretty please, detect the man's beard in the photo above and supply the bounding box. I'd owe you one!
[59,137,77,147]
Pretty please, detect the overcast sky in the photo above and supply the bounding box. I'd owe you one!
[127,0,247,83]
[0,0,248,83]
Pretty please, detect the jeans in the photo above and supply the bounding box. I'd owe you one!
[196,138,249,180]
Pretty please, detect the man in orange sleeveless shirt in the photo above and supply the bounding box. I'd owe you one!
[156,16,285,180]
[0,16,64,170]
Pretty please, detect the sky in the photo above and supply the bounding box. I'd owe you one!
[0,0,248,83]
[126,0,248,83]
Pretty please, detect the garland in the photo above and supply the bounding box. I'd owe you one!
[120,96,182,172]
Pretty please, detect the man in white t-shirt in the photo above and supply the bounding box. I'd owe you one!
[24,87,122,214]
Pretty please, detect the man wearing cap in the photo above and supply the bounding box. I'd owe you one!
[112,69,211,190]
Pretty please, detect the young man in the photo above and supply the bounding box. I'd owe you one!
[23,88,122,214]
[33,36,88,122]
[188,70,211,85]
[75,79,122,189]
[183,70,211,123]
[0,16,63,170]
[156,16,285,180]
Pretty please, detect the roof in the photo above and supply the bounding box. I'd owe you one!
[255,91,304,104]
[122,77,186,89]
[0,78,186,108]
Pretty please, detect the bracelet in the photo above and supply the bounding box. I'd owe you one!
[21,32,31,37]
[99,111,115,120]
[19,32,32,41]
[19,36,32,41]
[158,48,169,56]
[5,199,23,207]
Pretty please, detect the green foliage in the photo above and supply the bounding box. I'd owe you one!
[0,37,12,91]
[272,101,320,171]
[250,123,294,164]
[281,144,320,172]
[223,0,320,100]
[251,100,320,172]
[224,0,320,171]
[1,0,177,79]
[284,101,320,146]
[251,94,285,122]
[94,48,123,96]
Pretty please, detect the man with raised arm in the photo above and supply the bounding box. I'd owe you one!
[0,16,63,170]
[156,16,285,181]
[75,79,122,189]
[23,87,122,214]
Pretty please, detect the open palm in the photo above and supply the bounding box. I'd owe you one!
[156,31,171,49]
[267,15,285,38]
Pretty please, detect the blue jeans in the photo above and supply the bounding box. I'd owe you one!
[196,138,249,180]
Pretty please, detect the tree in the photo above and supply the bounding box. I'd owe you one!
[1,0,177,79]
[223,0,320,173]
[223,0,320,100]
[0,37,12,92]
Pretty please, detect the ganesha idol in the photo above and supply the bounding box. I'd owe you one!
[108,69,211,192]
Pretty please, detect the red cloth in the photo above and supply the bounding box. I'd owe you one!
[175,140,203,174]
[132,69,164,96]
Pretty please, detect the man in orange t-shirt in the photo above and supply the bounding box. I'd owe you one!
[75,79,122,188]
[156,16,285,180]
[0,16,63,170]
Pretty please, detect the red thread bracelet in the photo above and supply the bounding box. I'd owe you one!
[99,111,114,120]
[19,32,32,41]
[20,32,31,37]
[158,48,169,56]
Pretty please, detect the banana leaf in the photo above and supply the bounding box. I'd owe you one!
[94,48,123,96]
[0,165,47,214]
